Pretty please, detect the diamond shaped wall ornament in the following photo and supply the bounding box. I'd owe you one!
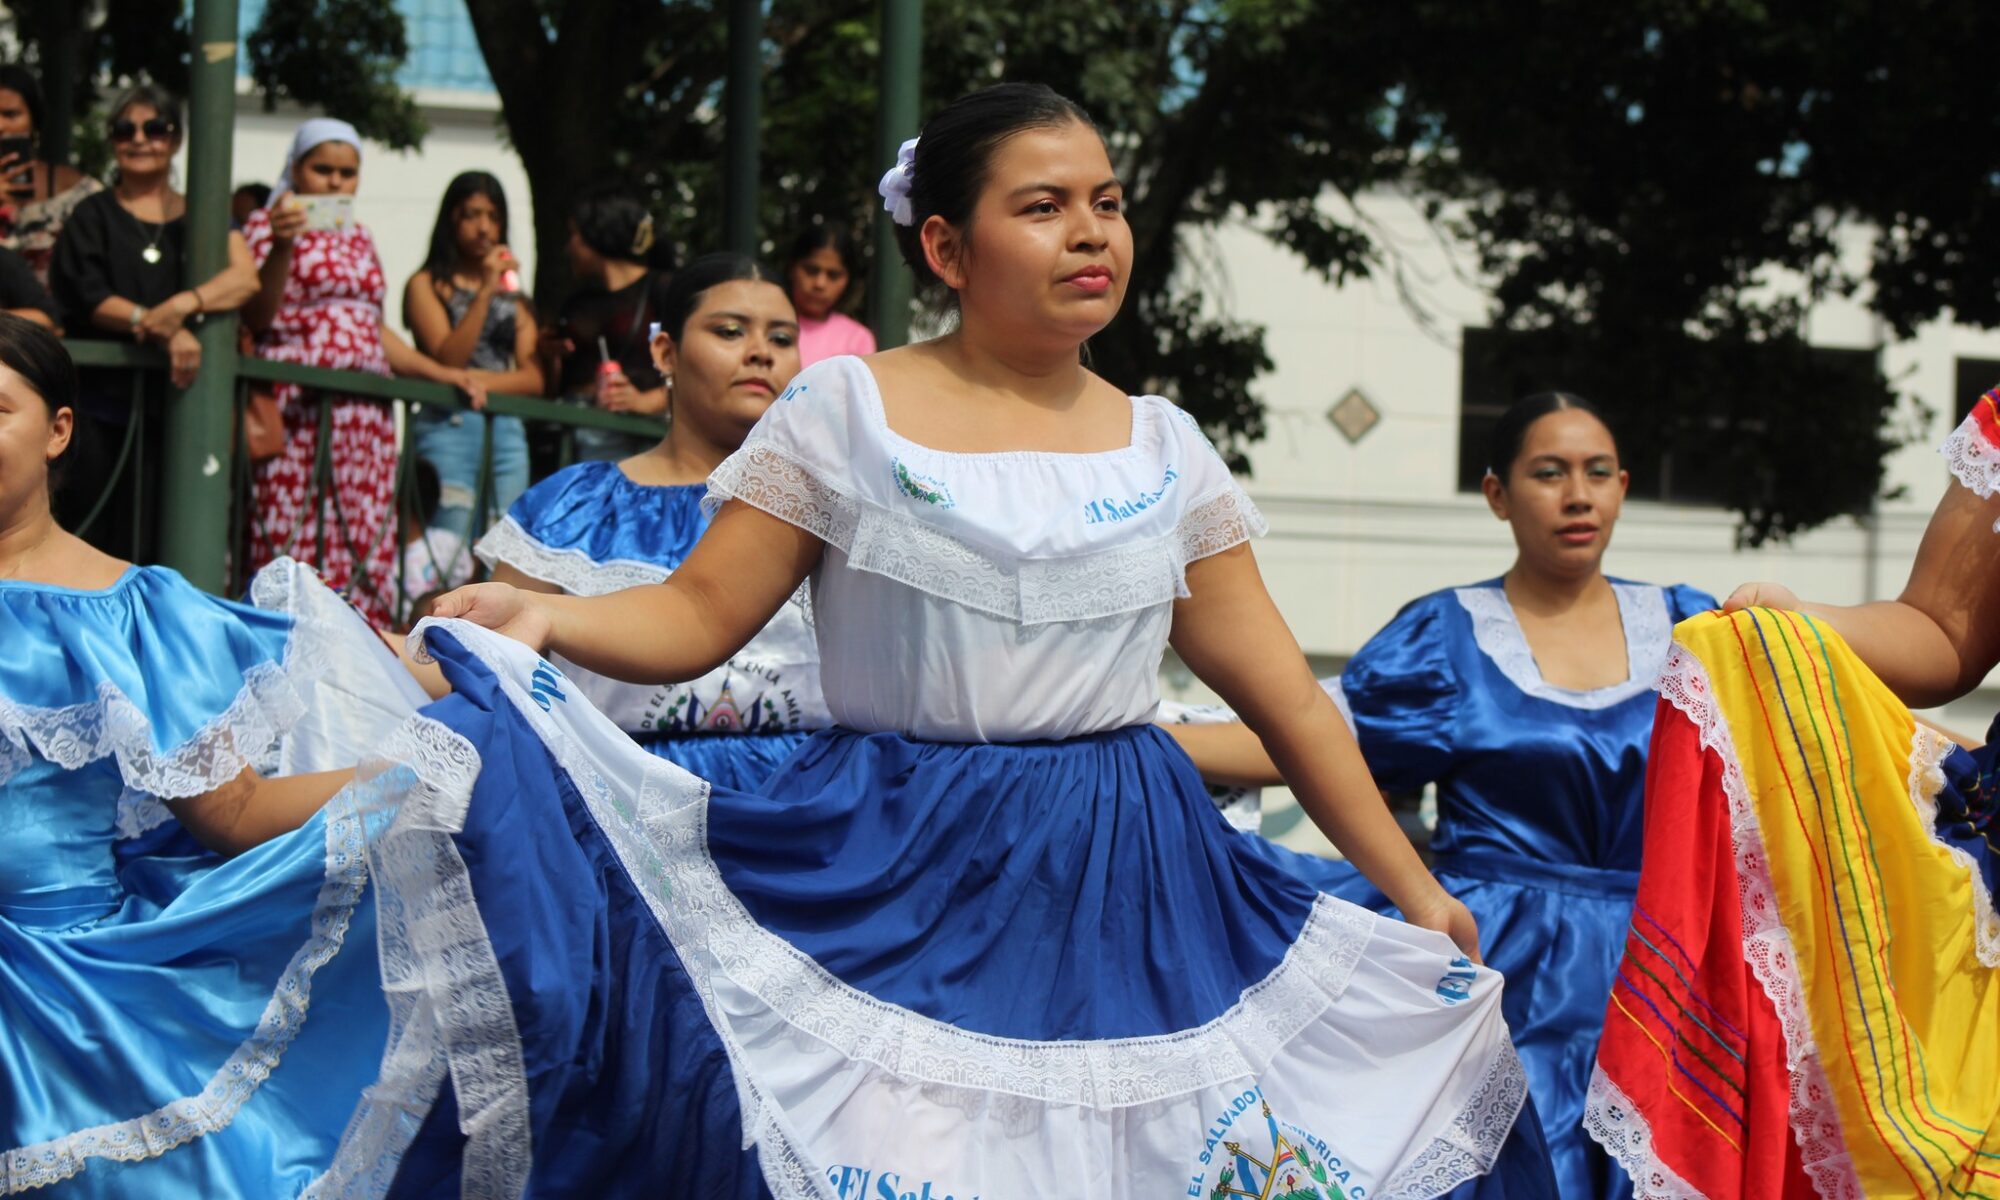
[1327,388,1381,444]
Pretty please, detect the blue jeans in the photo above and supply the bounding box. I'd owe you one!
[412,407,530,541]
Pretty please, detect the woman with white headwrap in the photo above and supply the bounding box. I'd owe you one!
[241,118,483,627]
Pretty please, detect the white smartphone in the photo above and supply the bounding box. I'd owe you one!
[295,194,356,233]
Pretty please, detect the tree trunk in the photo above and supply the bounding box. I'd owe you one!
[461,0,655,316]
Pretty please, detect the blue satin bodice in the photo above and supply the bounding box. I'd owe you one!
[504,460,710,574]
[1337,579,1716,872]
[0,568,297,929]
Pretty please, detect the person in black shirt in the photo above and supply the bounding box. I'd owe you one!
[538,184,673,467]
[47,84,257,559]
[50,85,257,386]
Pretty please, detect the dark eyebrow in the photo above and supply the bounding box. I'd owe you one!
[1007,177,1123,198]
[705,311,800,331]
[1526,453,1617,465]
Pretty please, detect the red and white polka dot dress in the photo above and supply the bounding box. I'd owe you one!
[243,207,399,627]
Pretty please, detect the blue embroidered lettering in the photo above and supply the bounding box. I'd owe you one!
[1435,955,1478,1005]
[1081,464,1179,524]
[825,1166,871,1199]
[528,662,567,712]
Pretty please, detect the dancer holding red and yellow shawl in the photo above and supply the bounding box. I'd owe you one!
[1586,389,2000,1199]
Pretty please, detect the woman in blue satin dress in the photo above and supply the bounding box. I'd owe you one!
[0,314,483,1196]
[1174,392,1715,1200]
[473,253,827,790]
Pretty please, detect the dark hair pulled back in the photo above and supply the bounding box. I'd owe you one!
[654,252,784,345]
[569,184,658,265]
[1485,391,1618,480]
[0,313,79,493]
[891,82,1100,298]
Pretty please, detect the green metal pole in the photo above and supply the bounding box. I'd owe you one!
[722,0,762,255]
[37,5,78,166]
[158,0,240,592]
[868,0,920,348]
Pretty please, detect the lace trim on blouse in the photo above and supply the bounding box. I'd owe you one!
[474,515,670,597]
[1454,583,1672,710]
[1941,408,2000,529]
[0,560,336,837]
[704,442,1268,625]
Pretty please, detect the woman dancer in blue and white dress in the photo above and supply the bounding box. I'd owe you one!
[1173,393,1715,1200]
[473,254,826,790]
[406,83,1555,1198]
[0,314,512,1196]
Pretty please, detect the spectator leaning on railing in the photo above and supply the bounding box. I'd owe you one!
[403,171,540,540]
[48,83,259,559]
[240,117,483,629]
[0,63,104,290]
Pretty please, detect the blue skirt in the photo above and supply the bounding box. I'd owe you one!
[1240,835,1636,1200]
[638,730,809,794]
[1,798,389,1197]
[384,625,1554,1198]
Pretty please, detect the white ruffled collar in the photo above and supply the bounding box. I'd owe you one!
[1453,581,1672,710]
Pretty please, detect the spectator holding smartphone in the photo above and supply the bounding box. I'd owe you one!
[49,84,259,558]
[402,171,539,539]
[540,183,672,466]
[0,64,103,289]
[241,117,482,627]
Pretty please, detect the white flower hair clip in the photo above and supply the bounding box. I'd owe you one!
[878,136,919,227]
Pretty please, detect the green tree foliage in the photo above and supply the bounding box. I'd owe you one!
[20,0,2000,542]
[1366,0,2000,541]
[246,0,426,149]
[467,0,1413,469]
[4,0,420,173]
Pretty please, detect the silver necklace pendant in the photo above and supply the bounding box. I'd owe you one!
[141,245,162,264]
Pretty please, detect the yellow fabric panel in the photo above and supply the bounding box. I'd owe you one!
[1677,607,2000,1198]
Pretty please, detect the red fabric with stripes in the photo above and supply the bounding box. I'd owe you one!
[1594,697,1813,1199]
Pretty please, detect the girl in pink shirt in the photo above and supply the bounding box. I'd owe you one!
[785,224,876,364]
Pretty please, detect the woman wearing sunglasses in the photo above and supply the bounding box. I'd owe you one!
[48,84,258,558]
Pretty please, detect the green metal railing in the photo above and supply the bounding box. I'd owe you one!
[65,337,665,624]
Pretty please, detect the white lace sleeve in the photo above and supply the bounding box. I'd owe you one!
[474,516,670,597]
[1941,408,2000,519]
[1178,484,1268,563]
[1160,399,1268,565]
